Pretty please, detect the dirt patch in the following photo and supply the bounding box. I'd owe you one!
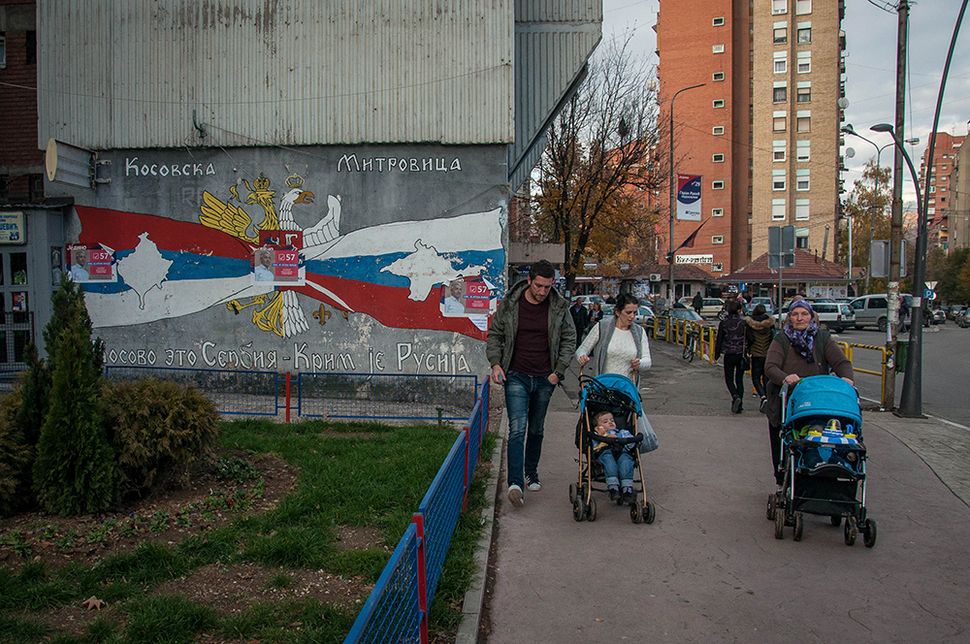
[154,562,372,613]
[335,524,386,551]
[0,451,298,570]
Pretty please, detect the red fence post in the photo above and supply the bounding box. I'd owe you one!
[284,372,292,423]
[411,513,429,644]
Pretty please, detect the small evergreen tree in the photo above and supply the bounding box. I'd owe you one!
[32,281,117,515]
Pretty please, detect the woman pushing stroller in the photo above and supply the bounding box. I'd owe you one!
[576,293,651,379]
[764,299,854,484]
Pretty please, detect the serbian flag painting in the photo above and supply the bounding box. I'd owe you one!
[676,174,702,221]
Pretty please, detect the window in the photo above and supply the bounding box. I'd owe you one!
[797,86,811,103]
[930,185,936,193]
[928,207,936,215]
[796,170,810,191]
[773,86,787,103]
[772,199,786,221]
[797,52,812,73]
[797,116,811,132]
[713,99,725,108]
[712,208,724,217]
[795,229,810,249]
[712,180,725,190]
[773,116,787,132]
[0,33,6,68]
[773,140,786,162]
[712,235,725,245]
[795,199,810,220]
[712,44,725,54]
[713,16,726,26]
[712,125,725,135]
[774,58,787,74]
[712,153,725,163]
[713,71,725,82]
[772,0,787,15]
[774,27,788,44]
[795,0,812,14]
[796,140,811,162]
[26,31,36,65]
[712,263,724,273]
[773,172,786,191]
[797,27,812,43]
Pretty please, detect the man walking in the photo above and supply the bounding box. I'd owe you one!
[569,297,590,341]
[487,260,576,507]
[692,291,703,314]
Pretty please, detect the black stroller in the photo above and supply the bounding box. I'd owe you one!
[570,373,656,524]
[767,375,877,547]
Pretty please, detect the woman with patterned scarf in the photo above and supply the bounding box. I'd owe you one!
[764,299,854,485]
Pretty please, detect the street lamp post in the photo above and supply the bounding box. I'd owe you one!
[841,125,892,294]
[666,83,705,306]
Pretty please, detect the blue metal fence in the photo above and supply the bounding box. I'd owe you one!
[345,377,491,643]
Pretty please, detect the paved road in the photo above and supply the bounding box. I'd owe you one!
[840,324,970,426]
[486,341,970,642]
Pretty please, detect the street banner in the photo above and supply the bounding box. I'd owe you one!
[676,174,702,221]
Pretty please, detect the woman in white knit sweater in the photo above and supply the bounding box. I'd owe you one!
[576,293,652,381]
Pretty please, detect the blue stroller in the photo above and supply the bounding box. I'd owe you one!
[570,373,656,524]
[767,375,877,547]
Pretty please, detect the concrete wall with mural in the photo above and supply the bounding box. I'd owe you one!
[49,145,508,379]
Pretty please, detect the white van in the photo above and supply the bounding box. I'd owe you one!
[849,294,912,332]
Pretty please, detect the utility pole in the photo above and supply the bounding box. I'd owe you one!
[884,0,909,411]
[666,83,704,306]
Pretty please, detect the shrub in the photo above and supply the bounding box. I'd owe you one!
[33,317,119,515]
[103,379,220,497]
[0,391,32,516]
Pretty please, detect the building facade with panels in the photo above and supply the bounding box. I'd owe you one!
[9,0,602,383]
[920,131,966,252]
[656,0,845,286]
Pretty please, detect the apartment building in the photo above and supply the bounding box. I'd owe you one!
[920,131,966,252]
[656,0,845,277]
[950,135,970,252]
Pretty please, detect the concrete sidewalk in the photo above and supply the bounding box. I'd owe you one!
[478,340,970,642]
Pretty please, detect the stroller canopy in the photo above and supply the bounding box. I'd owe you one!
[580,373,643,416]
[785,375,862,429]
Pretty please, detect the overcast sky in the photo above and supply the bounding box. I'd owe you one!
[600,0,970,205]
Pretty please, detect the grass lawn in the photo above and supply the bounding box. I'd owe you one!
[0,418,496,643]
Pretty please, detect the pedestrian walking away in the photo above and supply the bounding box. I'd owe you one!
[715,299,748,413]
[575,293,652,381]
[745,303,775,413]
[692,291,703,314]
[587,301,604,333]
[569,298,590,342]
[764,299,854,484]
[486,260,576,508]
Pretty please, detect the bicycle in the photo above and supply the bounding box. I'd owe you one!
[682,326,699,362]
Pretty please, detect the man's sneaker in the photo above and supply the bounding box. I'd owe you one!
[731,396,742,414]
[507,484,524,507]
[759,396,768,414]
[526,473,542,491]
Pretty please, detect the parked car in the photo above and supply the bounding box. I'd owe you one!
[635,305,654,326]
[572,294,604,308]
[779,302,855,333]
[930,308,946,325]
[750,296,776,315]
[849,293,913,332]
[699,297,726,319]
[945,304,967,320]
[669,307,705,323]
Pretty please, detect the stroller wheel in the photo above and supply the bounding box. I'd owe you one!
[773,508,785,539]
[630,503,643,524]
[766,493,776,521]
[830,515,842,527]
[568,483,577,503]
[644,502,656,524]
[844,517,858,546]
[586,498,597,522]
[793,512,804,542]
[862,518,877,548]
[572,497,586,522]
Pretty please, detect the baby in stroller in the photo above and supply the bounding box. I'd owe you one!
[592,411,637,504]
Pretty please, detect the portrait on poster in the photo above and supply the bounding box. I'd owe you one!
[252,243,304,286]
[68,244,117,283]
[440,276,496,318]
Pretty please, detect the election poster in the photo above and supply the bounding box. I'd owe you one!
[676,174,702,221]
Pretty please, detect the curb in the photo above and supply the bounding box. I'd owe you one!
[455,415,505,644]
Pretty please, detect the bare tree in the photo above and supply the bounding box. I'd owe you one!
[532,36,662,293]
[839,160,891,294]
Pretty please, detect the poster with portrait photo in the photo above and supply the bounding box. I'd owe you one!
[440,276,496,319]
[68,244,117,283]
[252,246,304,286]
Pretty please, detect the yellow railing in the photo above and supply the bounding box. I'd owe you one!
[837,341,891,405]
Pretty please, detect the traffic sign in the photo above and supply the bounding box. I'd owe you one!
[924,288,936,301]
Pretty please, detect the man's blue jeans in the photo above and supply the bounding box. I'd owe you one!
[505,371,555,488]
[597,449,635,488]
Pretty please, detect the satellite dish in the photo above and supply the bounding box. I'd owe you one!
[837,97,850,109]
[845,147,856,159]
